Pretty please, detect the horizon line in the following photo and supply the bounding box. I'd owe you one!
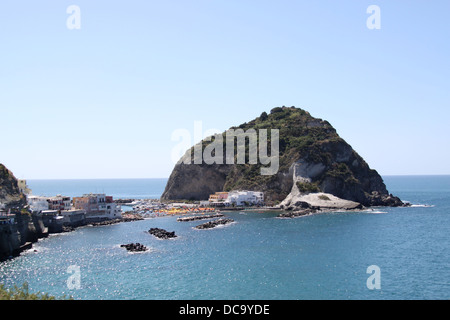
[23,174,450,180]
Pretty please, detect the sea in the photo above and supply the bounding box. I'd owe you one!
[0,176,449,300]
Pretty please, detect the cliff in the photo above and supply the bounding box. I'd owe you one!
[161,106,404,207]
[0,164,47,261]
[0,163,26,208]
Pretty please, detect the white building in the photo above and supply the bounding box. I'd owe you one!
[225,191,264,206]
[98,202,122,220]
[28,196,50,213]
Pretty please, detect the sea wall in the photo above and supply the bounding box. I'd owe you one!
[0,223,21,260]
[0,213,48,261]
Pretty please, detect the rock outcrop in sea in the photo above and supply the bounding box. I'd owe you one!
[194,218,235,229]
[161,106,405,209]
[148,227,177,239]
[121,243,148,252]
[177,213,224,222]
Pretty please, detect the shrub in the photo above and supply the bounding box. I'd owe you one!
[259,111,268,121]
[296,181,320,193]
[0,282,71,300]
[270,107,283,114]
[326,163,359,184]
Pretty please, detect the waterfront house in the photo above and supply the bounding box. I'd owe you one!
[209,192,229,202]
[27,196,50,213]
[224,191,264,206]
[40,210,64,233]
[60,209,86,227]
[73,194,122,222]
[47,195,71,211]
[208,192,229,206]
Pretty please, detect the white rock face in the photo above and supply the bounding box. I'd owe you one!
[281,192,362,210]
[279,161,362,210]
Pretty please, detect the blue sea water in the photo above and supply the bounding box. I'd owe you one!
[0,176,449,300]
[26,178,167,199]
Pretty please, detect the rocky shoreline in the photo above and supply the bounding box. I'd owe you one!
[0,212,145,262]
[277,191,410,218]
[278,208,316,218]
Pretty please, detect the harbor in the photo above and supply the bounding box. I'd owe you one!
[123,199,219,217]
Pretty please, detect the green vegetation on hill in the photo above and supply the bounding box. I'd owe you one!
[230,106,338,166]
[163,106,401,206]
[221,106,360,199]
[0,163,26,208]
[296,181,320,193]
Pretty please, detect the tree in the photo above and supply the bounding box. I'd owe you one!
[260,111,268,121]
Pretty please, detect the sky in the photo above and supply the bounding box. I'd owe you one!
[0,0,449,179]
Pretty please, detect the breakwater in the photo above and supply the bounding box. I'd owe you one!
[194,218,235,229]
[177,213,224,222]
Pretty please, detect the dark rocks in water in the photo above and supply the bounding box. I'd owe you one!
[62,225,75,233]
[177,213,224,222]
[368,192,408,207]
[121,243,148,252]
[278,209,316,218]
[195,218,234,229]
[89,218,122,227]
[148,227,177,239]
[293,201,312,209]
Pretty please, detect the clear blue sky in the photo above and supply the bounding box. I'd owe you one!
[1,1,449,179]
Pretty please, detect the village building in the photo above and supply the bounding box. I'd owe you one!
[208,192,229,203]
[27,196,50,213]
[73,193,121,222]
[47,195,71,211]
[60,209,86,227]
[224,191,264,206]
[207,190,264,206]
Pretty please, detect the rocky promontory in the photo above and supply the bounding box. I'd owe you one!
[161,106,405,209]
[1,164,49,261]
[0,163,26,209]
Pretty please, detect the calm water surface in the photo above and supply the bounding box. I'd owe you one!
[1,176,449,299]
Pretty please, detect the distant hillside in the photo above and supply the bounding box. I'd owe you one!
[161,106,403,207]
